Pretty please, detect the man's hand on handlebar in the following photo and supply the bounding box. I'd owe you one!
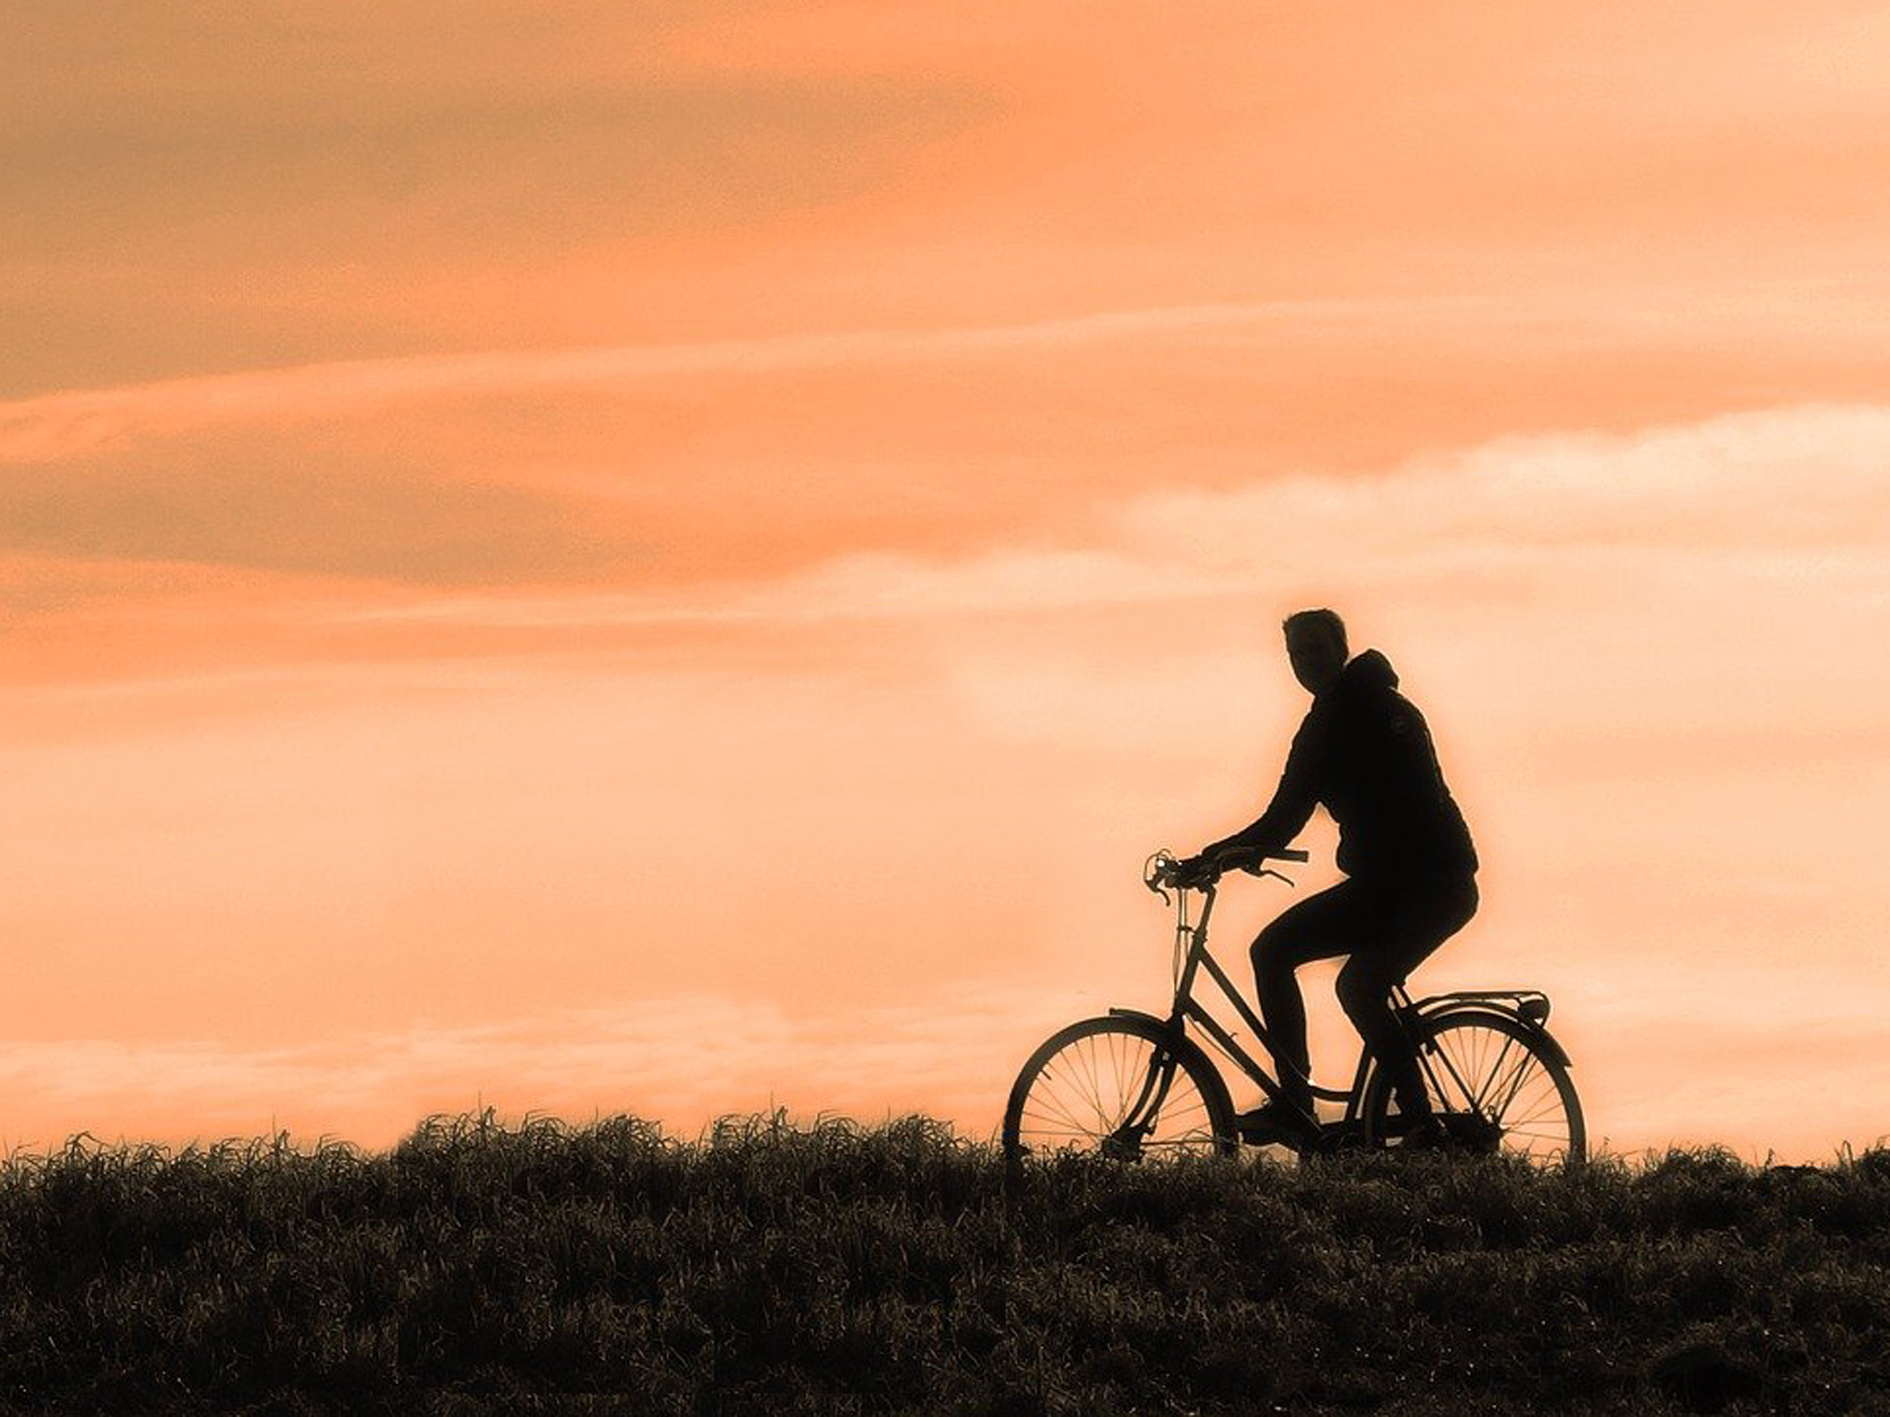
[1207,843,1266,876]
[1172,843,1309,887]
[1169,854,1214,888]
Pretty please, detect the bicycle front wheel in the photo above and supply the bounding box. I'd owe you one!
[1362,1011,1585,1165]
[1003,1015,1236,1162]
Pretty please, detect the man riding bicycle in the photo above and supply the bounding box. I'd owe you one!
[1177,608,1478,1148]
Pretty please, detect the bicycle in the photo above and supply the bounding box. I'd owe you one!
[1002,847,1585,1165]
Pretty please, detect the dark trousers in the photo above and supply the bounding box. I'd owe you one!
[1249,873,1478,1118]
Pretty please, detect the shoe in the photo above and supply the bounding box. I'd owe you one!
[1379,1108,1441,1138]
[1396,1116,1450,1151]
[1236,1100,1319,1147]
[1395,1111,1503,1154]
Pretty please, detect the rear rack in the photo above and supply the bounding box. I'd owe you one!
[1406,988,1552,1024]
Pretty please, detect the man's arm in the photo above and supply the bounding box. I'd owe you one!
[1198,714,1322,866]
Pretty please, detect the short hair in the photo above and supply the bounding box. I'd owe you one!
[1282,607,1347,656]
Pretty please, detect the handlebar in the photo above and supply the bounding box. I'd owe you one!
[1143,845,1307,897]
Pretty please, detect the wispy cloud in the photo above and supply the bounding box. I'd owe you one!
[0,300,1387,464]
[328,402,1890,630]
[10,287,1878,466]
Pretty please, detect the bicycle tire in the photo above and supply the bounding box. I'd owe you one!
[1003,1015,1237,1162]
[1360,1010,1585,1166]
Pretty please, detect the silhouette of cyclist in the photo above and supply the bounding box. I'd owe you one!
[1177,608,1478,1147]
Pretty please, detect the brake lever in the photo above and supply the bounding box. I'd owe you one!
[1254,867,1296,888]
[1144,851,1175,906]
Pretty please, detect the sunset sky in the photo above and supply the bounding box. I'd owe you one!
[5,1,1889,1162]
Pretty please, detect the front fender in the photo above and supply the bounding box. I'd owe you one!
[1107,1006,1177,1031]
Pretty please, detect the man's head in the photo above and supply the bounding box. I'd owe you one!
[1282,608,1348,695]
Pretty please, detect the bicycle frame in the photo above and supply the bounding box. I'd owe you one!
[1121,873,1518,1136]
[1120,878,1376,1129]
[983,852,1584,1164]
[1000,851,1583,1164]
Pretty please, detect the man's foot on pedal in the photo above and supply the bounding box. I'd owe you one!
[1379,1108,1441,1139]
[1393,1114,1451,1150]
[1236,1101,1319,1147]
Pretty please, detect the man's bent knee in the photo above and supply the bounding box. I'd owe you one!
[1250,917,1307,977]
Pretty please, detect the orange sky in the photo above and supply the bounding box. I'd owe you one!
[4,1,1889,1162]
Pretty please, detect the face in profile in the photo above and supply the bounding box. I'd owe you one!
[1285,625,1347,695]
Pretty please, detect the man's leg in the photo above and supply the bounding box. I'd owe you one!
[1334,875,1479,1120]
[1250,882,1362,1115]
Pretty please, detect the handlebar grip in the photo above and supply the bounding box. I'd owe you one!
[1273,848,1309,863]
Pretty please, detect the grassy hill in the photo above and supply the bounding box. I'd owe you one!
[0,1112,1884,1414]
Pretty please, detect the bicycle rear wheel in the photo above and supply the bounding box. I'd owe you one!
[1362,1010,1585,1165]
[1003,1015,1236,1162]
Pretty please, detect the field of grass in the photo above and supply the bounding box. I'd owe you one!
[0,1112,1885,1415]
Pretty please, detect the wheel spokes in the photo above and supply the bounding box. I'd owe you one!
[1423,1020,1577,1162]
[1014,1029,1222,1159]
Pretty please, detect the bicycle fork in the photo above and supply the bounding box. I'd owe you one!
[1101,1049,1183,1160]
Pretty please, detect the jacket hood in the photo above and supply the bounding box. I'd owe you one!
[1339,648,1398,693]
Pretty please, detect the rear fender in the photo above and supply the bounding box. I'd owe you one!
[1352,1003,1575,1125]
[1415,1004,1574,1070]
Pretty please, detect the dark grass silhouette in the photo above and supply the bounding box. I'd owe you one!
[1,1112,1885,1415]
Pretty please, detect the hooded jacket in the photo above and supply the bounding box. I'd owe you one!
[1209,649,1477,881]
